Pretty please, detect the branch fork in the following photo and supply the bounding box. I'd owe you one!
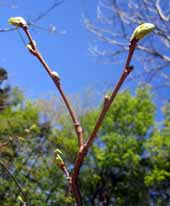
[7,16,155,205]
[21,24,137,206]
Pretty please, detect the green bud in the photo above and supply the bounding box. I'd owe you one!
[8,17,27,27]
[54,149,64,167]
[130,23,155,41]
[54,148,63,155]
[29,124,38,132]
[55,155,64,166]
[17,196,24,203]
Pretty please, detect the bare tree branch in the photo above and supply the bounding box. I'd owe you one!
[0,1,65,34]
[83,0,170,97]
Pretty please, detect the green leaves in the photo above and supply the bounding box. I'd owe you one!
[1,83,170,205]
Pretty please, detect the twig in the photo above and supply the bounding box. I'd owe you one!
[59,162,72,192]
[71,38,138,205]
[22,24,84,204]
[13,19,139,205]
[155,0,169,22]
[21,25,84,147]
[0,161,28,205]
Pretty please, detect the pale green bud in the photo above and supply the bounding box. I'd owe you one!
[130,23,155,41]
[24,128,30,133]
[8,17,27,27]
[17,196,24,203]
[54,148,63,155]
[54,149,64,167]
[55,155,64,166]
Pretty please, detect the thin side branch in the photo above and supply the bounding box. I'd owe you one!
[22,25,84,147]
[155,0,169,22]
[71,38,138,205]
[56,160,72,191]
[0,161,28,205]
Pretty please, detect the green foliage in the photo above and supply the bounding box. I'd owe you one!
[1,83,170,205]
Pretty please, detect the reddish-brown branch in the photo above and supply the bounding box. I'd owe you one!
[19,23,138,206]
[22,26,83,147]
[58,163,72,193]
[60,164,70,180]
[71,38,138,205]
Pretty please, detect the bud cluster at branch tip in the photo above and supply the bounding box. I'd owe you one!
[8,17,27,27]
[130,23,155,41]
[54,148,64,167]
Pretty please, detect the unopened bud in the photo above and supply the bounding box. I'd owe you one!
[55,155,64,167]
[17,196,24,203]
[130,23,155,41]
[27,41,36,52]
[51,71,60,80]
[54,148,63,155]
[27,44,33,52]
[8,17,27,27]
[54,148,64,167]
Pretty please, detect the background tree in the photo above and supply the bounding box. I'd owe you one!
[1,1,170,205]
[83,0,170,99]
[0,68,9,111]
[1,77,170,205]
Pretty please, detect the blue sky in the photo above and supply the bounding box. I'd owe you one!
[0,0,129,99]
[1,0,166,122]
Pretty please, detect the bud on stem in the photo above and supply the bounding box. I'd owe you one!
[130,23,155,41]
[8,17,27,27]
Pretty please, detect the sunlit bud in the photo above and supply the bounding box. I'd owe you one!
[26,41,36,52]
[27,44,32,50]
[51,71,60,80]
[54,148,63,155]
[8,17,27,27]
[54,149,64,167]
[24,128,30,133]
[55,154,64,167]
[17,196,24,203]
[130,23,155,41]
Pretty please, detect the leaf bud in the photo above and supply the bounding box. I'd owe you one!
[130,23,155,41]
[8,17,27,27]
[51,71,60,80]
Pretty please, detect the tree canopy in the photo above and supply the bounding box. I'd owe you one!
[0,73,170,205]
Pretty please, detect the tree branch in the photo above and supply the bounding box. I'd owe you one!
[21,25,84,147]
[0,161,28,205]
[155,0,170,22]
[71,38,138,205]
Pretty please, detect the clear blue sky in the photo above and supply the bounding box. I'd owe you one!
[0,0,134,99]
[0,0,136,98]
[1,0,168,122]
